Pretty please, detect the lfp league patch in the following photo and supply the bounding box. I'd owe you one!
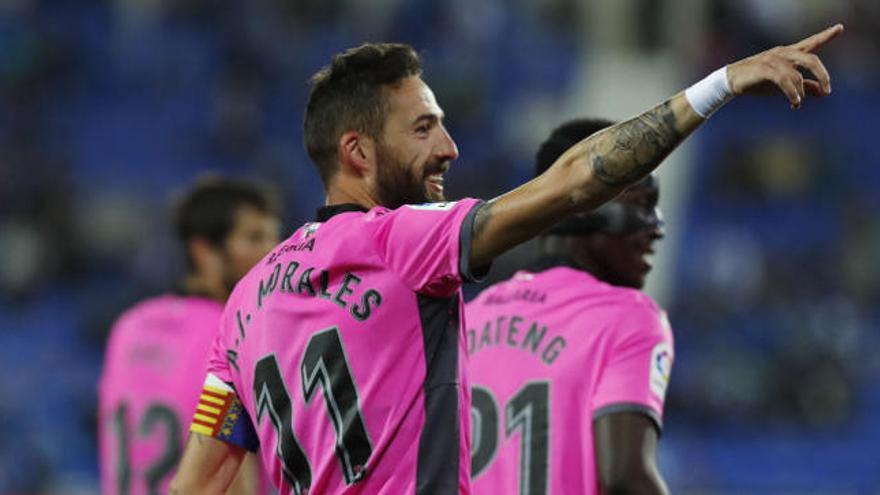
[649,342,673,400]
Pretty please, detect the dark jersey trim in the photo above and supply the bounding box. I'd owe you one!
[459,201,490,282]
[416,294,461,495]
[592,402,663,434]
[315,203,369,222]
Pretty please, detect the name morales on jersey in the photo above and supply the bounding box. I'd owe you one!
[256,259,383,322]
[225,260,384,372]
[467,314,566,366]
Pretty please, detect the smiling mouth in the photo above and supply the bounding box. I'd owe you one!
[425,174,444,195]
[424,161,450,197]
[637,245,657,271]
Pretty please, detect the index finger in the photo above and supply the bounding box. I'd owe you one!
[791,24,844,52]
[788,51,831,94]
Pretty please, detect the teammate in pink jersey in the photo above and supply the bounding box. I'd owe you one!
[172,27,843,495]
[98,178,281,495]
[468,118,672,495]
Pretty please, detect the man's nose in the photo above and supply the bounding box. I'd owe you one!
[436,125,459,161]
[649,207,665,239]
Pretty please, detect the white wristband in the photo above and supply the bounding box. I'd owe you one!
[685,66,734,118]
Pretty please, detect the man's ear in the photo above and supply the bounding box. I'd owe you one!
[188,237,221,273]
[338,131,375,177]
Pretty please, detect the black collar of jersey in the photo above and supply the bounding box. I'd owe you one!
[525,254,585,273]
[315,203,369,222]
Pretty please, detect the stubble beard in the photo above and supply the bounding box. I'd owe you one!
[374,144,439,210]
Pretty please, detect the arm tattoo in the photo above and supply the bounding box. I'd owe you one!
[590,100,683,187]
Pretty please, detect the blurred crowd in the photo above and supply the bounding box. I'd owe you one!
[1,0,879,492]
[659,1,880,490]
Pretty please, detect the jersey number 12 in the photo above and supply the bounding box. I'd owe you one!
[112,402,180,495]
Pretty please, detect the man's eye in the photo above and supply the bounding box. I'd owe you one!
[416,125,429,134]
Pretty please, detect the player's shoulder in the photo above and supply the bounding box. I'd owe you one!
[492,266,654,303]
[298,199,481,249]
[598,286,673,345]
[602,284,662,316]
[261,209,376,268]
[468,265,582,305]
[112,294,176,328]
[553,272,666,331]
[366,198,478,223]
[112,294,221,334]
[105,294,179,362]
[468,270,528,306]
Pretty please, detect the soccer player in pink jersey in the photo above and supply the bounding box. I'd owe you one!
[172,26,843,495]
[468,118,672,495]
[98,178,281,495]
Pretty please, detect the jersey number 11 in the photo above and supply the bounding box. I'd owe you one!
[253,327,372,495]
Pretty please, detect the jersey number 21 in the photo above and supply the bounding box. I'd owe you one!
[471,382,550,495]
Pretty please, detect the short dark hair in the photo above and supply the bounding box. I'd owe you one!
[534,118,616,178]
[303,43,422,185]
[174,176,281,270]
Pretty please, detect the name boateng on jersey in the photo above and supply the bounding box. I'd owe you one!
[467,264,674,495]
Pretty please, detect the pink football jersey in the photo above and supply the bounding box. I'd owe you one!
[466,263,674,495]
[192,200,484,494]
[98,295,225,495]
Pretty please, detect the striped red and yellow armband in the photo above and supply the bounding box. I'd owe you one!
[189,373,259,452]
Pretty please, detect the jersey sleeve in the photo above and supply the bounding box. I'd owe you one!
[368,198,486,296]
[191,312,259,451]
[189,373,260,452]
[591,299,674,431]
[205,312,234,384]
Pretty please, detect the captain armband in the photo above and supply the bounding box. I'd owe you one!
[189,373,259,452]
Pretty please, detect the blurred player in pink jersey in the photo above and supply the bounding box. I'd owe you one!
[468,119,672,495]
[171,26,843,495]
[98,177,281,495]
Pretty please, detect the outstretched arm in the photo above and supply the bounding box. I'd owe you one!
[469,24,843,268]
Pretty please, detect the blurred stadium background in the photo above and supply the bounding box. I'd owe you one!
[1,0,879,493]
